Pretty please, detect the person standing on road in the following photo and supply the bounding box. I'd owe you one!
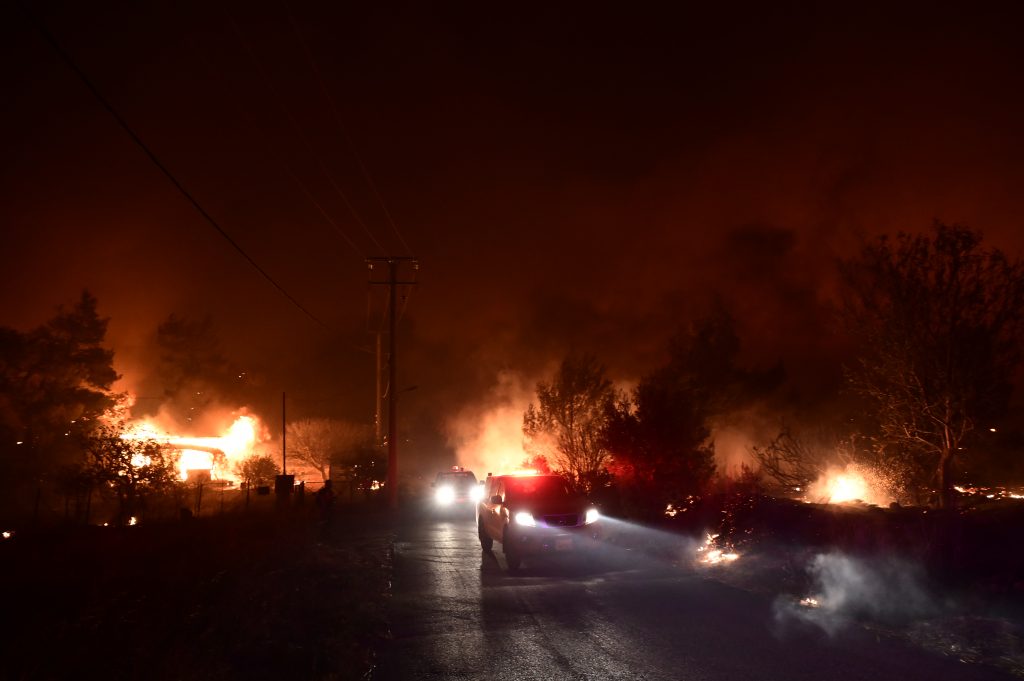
[315,480,335,525]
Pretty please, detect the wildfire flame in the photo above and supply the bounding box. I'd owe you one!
[823,473,867,503]
[696,533,739,565]
[122,414,267,482]
[806,464,891,506]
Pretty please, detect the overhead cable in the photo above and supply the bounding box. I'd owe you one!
[225,12,380,258]
[284,3,413,256]
[18,2,334,333]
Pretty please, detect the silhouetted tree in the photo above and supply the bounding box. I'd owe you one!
[605,307,780,517]
[0,292,120,521]
[523,353,617,493]
[234,454,280,488]
[287,418,372,482]
[519,454,552,474]
[750,427,870,497]
[840,223,1024,508]
[667,301,784,415]
[604,363,714,517]
[84,425,180,525]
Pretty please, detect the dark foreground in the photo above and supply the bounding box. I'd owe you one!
[376,510,1020,681]
[1,508,391,680]
[4,502,1022,680]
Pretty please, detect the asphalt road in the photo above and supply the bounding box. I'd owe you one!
[374,511,1011,681]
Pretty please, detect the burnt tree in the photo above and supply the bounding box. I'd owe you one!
[840,223,1024,508]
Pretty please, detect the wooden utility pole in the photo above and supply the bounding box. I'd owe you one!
[367,257,418,509]
[375,331,383,447]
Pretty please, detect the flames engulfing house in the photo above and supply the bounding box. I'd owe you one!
[122,413,268,482]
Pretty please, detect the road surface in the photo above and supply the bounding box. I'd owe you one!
[374,512,1011,680]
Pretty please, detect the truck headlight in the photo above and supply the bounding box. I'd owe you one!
[435,486,455,505]
[514,511,536,527]
[470,485,484,502]
[585,508,600,525]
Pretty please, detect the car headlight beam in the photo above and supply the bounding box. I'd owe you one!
[514,511,536,527]
[435,486,455,505]
[585,508,600,525]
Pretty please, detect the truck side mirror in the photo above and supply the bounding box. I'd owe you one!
[490,495,503,505]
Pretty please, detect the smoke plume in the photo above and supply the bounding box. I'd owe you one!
[775,551,935,636]
[445,370,537,477]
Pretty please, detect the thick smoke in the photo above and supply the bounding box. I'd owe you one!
[445,370,537,477]
[709,404,781,475]
[774,551,935,635]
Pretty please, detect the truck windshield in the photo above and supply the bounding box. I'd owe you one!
[505,476,571,501]
[437,472,477,488]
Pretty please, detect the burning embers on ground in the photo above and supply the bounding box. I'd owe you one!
[803,470,1022,507]
[954,485,1024,501]
[121,413,268,483]
[697,532,740,565]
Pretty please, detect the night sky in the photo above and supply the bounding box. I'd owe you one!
[3,2,1024,468]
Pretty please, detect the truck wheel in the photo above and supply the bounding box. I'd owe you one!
[478,519,493,551]
[503,528,521,571]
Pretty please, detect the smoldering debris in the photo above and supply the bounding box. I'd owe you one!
[774,551,936,635]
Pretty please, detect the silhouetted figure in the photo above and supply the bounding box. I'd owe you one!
[315,480,335,525]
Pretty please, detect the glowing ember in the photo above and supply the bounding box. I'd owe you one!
[954,484,1024,501]
[703,549,740,564]
[2,531,12,540]
[128,516,138,526]
[799,597,820,608]
[696,533,740,565]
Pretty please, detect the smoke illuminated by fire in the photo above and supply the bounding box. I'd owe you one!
[446,371,536,476]
[821,471,867,502]
[122,413,269,482]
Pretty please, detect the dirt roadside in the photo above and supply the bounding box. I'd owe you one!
[1,508,395,680]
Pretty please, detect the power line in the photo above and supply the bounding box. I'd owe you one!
[321,166,384,255]
[225,11,382,258]
[150,3,365,263]
[286,166,365,258]
[283,3,413,256]
[396,265,418,323]
[17,1,334,333]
